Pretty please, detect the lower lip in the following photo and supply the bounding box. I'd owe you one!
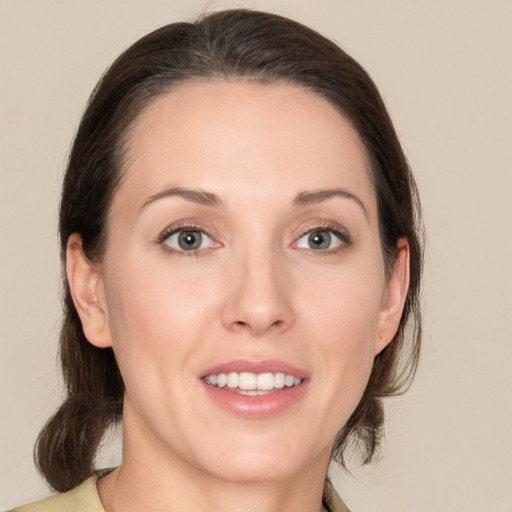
[201,381,309,418]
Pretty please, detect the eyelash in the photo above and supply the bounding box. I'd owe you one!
[157,224,215,258]
[156,221,351,257]
[294,222,352,256]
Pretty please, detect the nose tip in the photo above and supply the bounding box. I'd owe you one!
[221,258,294,337]
[230,316,288,336]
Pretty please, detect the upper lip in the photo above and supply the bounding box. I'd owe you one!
[200,359,309,379]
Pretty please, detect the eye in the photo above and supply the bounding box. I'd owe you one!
[296,229,344,251]
[163,229,213,252]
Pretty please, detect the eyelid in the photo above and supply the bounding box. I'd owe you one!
[165,229,213,250]
[156,222,220,256]
[292,221,352,251]
[156,218,218,241]
[155,219,351,256]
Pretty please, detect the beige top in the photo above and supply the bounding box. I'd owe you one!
[11,472,351,512]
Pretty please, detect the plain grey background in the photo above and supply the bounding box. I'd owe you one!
[1,1,511,510]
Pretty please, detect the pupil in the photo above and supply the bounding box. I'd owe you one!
[309,231,330,249]
[178,231,201,250]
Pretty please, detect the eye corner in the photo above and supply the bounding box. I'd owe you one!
[293,222,352,254]
[157,225,217,256]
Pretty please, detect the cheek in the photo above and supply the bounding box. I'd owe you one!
[102,252,228,391]
[298,264,384,419]
[300,259,385,345]
[317,292,379,389]
[102,260,204,386]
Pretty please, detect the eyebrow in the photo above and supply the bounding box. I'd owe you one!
[140,185,368,218]
[293,188,369,218]
[141,186,224,210]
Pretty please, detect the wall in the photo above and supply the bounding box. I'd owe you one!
[1,1,511,510]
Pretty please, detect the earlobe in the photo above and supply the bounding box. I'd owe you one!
[66,234,112,348]
[375,238,410,355]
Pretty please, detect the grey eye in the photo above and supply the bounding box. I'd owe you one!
[164,230,212,251]
[297,229,341,250]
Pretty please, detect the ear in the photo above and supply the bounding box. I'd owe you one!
[375,237,410,355]
[66,234,112,348]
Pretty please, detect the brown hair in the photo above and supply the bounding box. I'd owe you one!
[35,9,423,492]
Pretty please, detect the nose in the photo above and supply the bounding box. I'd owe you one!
[221,248,295,336]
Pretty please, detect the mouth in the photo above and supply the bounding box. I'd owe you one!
[200,360,308,418]
[203,372,302,395]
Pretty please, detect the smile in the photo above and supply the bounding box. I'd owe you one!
[203,372,302,395]
[200,360,309,417]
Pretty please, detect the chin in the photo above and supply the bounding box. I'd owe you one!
[195,435,328,485]
[204,457,302,485]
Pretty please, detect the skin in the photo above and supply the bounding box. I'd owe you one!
[67,81,409,512]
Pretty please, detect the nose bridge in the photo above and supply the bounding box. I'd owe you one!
[222,240,294,336]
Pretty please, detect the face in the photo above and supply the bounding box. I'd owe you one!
[70,81,408,485]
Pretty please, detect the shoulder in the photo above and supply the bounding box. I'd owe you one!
[9,475,105,512]
[323,477,352,512]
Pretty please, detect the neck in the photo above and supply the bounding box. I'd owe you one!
[99,463,328,512]
[98,405,331,512]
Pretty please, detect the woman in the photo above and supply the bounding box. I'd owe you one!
[12,8,422,512]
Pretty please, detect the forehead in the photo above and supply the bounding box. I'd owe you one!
[115,80,376,218]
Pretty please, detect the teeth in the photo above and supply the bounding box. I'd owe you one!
[237,389,272,396]
[274,372,285,389]
[226,372,238,388]
[257,372,274,390]
[239,372,257,390]
[204,371,302,391]
[217,373,227,388]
